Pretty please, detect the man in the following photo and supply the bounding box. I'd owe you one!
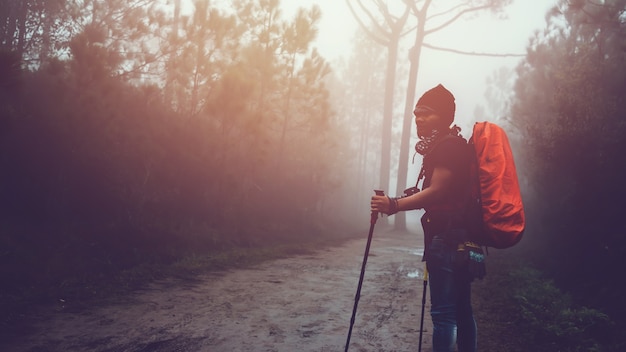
[371,84,481,352]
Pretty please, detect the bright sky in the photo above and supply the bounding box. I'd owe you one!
[282,0,558,124]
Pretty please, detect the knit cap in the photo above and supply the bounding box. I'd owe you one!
[414,84,456,127]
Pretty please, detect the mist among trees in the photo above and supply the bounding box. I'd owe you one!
[511,0,626,324]
[1,0,358,296]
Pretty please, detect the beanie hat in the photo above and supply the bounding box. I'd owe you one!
[414,84,456,127]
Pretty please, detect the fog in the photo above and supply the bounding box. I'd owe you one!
[3,1,626,350]
[282,1,557,230]
[284,0,555,118]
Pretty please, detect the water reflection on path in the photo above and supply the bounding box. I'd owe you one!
[383,245,425,279]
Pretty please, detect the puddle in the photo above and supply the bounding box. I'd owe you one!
[408,248,424,279]
[407,270,421,279]
[397,264,424,279]
[410,248,424,257]
[386,246,424,279]
[385,247,424,258]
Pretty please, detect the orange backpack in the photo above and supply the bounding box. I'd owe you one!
[467,122,525,249]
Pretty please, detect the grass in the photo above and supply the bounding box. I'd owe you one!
[474,251,624,352]
[0,228,361,335]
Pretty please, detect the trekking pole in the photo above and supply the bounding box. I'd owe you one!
[344,189,385,352]
[418,266,429,352]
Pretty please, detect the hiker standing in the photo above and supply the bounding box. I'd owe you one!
[371,84,484,352]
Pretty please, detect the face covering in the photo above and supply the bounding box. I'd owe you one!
[415,128,441,156]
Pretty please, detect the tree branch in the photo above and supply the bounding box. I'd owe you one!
[425,3,466,23]
[399,0,430,38]
[345,0,390,46]
[425,4,492,35]
[378,0,411,34]
[422,42,525,57]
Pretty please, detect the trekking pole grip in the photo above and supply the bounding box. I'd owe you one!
[372,190,385,224]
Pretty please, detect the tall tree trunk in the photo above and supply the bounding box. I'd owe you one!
[379,38,398,195]
[395,12,427,231]
[344,0,411,223]
[15,0,27,59]
[276,53,296,172]
[357,101,373,215]
[1,1,19,51]
[173,0,180,40]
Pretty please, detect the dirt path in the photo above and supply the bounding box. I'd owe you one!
[2,228,433,352]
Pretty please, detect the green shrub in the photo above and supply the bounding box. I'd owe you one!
[511,266,615,351]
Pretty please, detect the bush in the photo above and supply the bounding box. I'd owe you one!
[475,253,624,352]
[511,266,614,351]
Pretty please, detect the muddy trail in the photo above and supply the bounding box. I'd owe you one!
[2,228,433,352]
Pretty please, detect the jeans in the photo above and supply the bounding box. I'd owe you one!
[426,236,477,352]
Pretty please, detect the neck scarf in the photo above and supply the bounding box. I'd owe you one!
[412,125,463,185]
[415,129,441,156]
[414,125,462,156]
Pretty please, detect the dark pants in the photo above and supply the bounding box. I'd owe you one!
[426,236,477,352]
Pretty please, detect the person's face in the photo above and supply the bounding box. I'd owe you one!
[414,109,442,137]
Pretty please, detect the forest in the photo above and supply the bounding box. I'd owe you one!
[1,0,625,349]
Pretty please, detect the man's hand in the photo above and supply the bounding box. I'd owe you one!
[371,195,398,215]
